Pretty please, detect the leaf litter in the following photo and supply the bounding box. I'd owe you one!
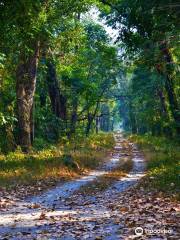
[0,133,179,239]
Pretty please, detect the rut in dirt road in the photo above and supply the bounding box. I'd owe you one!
[0,133,146,240]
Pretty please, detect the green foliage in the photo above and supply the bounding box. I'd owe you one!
[101,0,180,136]
[0,132,114,189]
[0,0,119,152]
[130,134,180,197]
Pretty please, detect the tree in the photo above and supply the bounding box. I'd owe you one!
[100,0,180,135]
[0,0,94,151]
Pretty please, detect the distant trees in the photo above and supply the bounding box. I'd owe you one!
[101,0,180,136]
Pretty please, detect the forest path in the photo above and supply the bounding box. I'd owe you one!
[0,133,147,239]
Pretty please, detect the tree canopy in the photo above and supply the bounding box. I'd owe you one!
[0,0,179,153]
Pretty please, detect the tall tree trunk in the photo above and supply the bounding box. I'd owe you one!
[86,101,100,136]
[30,102,35,144]
[86,112,93,136]
[95,117,99,134]
[128,100,137,134]
[164,75,180,124]
[111,118,114,131]
[157,89,171,136]
[46,62,66,120]
[159,42,180,135]
[158,89,168,118]
[69,96,78,137]
[16,42,40,152]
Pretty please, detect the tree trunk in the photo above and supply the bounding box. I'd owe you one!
[86,101,100,136]
[96,117,99,134]
[46,62,66,120]
[30,102,35,144]
[86,112,93,136]
[69,96,78,137]
[129,100,137,134]
[111,118,114,131]
[157,89,173,135]
[16,42,40,152]
[164,75,180,124]
[159,42,180,135]
[158,89,168,118]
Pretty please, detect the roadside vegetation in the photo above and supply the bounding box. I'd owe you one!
[130,134,180,199]
[0,133,114,195]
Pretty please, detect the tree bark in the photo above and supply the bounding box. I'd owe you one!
[30,102,35,144]
[86,112,93,136]
[16,42,40,152]
[69,96,78,137]
[86,101,100,136]
[157,89,172,136]
[157,89,168,118]
[159,42,180,135]
[95,117,99,134]
[164,75,180,123]
[46,62,66,120]
[128,100,137,134]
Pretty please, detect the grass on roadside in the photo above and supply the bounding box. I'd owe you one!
[0,133,115,194]
[129,134,180,198]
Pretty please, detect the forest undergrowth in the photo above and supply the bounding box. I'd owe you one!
[0,133,114,197]
[130,134,180,200]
